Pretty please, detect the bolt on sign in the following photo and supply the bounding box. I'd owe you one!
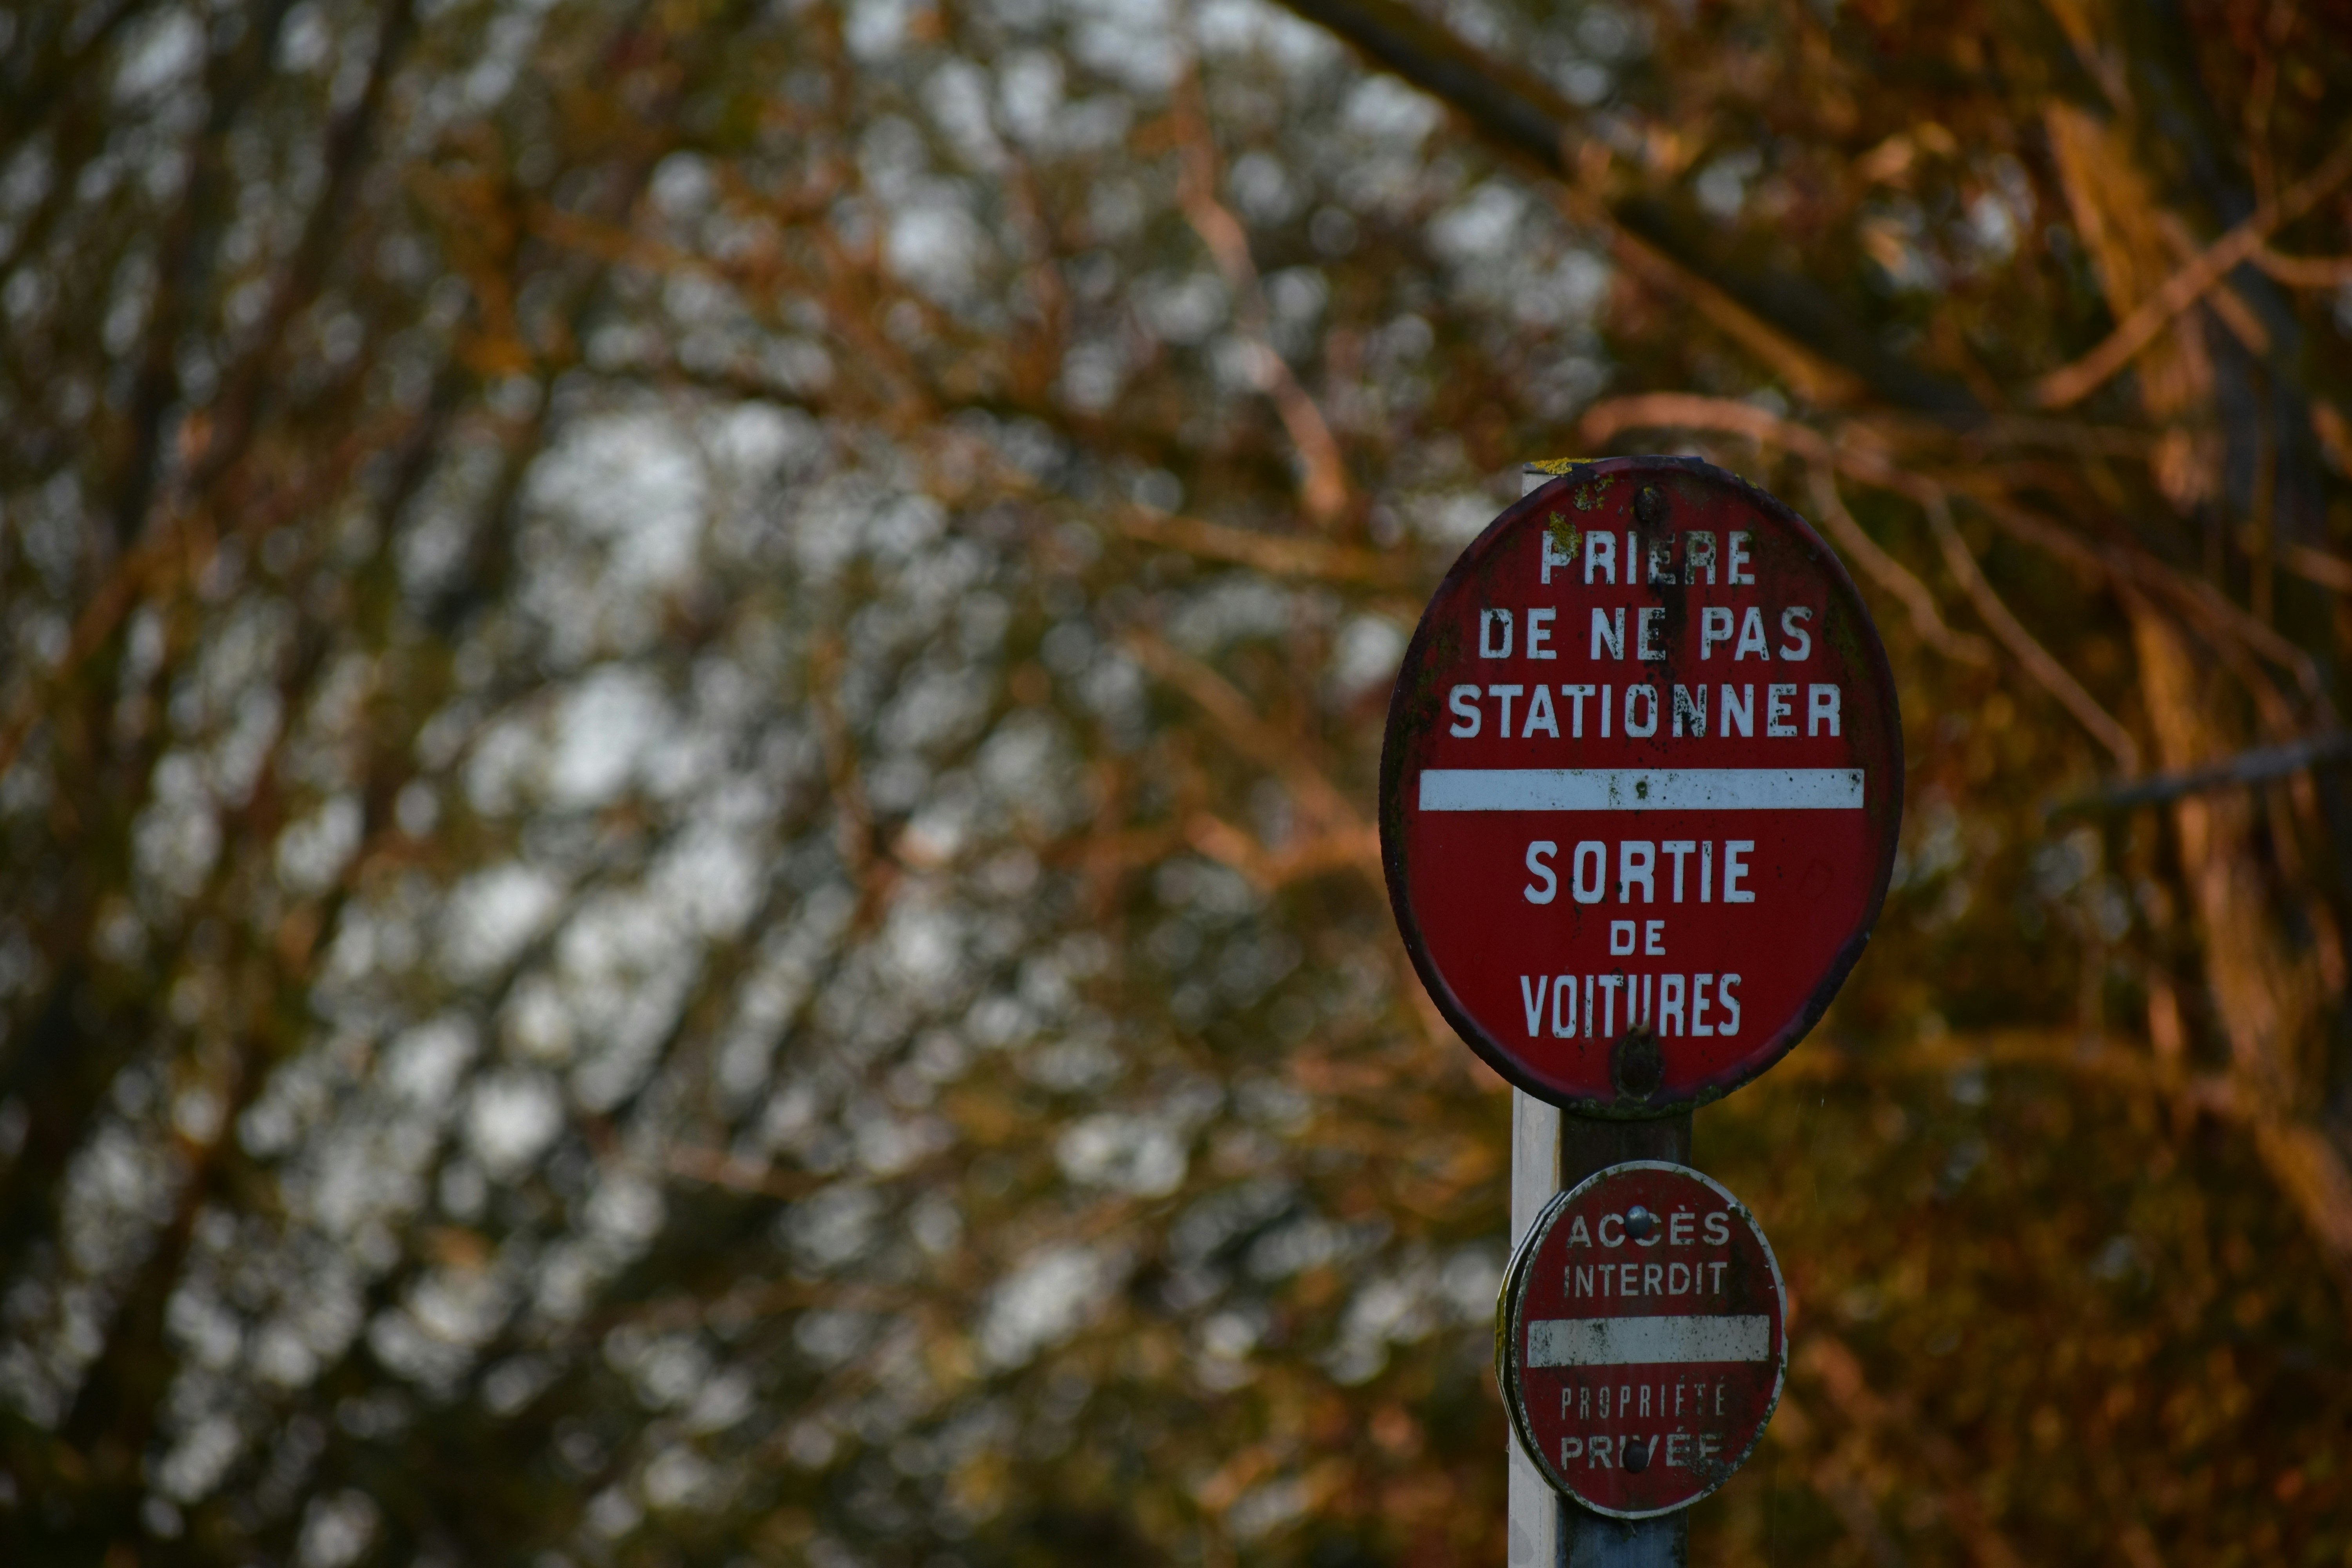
[1497,1161,1787,1517]
[1379,456,1902,1114]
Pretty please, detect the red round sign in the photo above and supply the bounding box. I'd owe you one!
[1379,457,1901,1113]
[1497,1161,1787,1517]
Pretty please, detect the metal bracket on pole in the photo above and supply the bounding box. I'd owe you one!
[1506,1092,1693,1568]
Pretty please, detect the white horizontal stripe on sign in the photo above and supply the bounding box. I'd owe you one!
[1418,768,1862,813]
[1527,1314,1773,1368]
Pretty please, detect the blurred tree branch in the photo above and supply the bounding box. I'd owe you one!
[1270,0,1973,413]
[2052,734,2352,817]
[2029,132,2352,410]
[1923,492,2141,774]
[1804,466,1993,667]
[2,0,2350,1558]
[1583,394,2141,771]
[1170,60,1354,528]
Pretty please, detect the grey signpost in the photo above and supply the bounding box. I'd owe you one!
[1510,1097,1692,1566]
[1381,459,1903,1566]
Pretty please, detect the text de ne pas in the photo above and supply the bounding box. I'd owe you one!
[1459,525,1840,743]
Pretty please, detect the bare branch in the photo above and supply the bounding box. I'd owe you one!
[1581,394,2140,769]
[1792,1021,2352,1303]
[1805,466,1993,666]
[1923,492,2141,774]
[1587,217,1870,409]
[666,1146,817,1201]
[1583,390,2329,717]
[1960,486,2326,712]
[187,0,420,499]
[2029,132,2352,409]
[1170,60,1353,526]
[1267,0,1969,412]
[1582,390,1836,463]
[1121,626,1368,857]
[2049,732,2352,817]
[109,0,301,550]
[0,0,150,160]
[2251,248,2352,287]
[1113,505,1417,587]
[2275,539,2352,593]
[1183,812,1380,892]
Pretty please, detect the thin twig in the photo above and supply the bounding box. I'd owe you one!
[1582,390,1836,462]
[1585,391,2331,715]
[2275,539,2352,593]
[1961,486,2326,710]
[1923,492,2141,773]
[2224,520,2352,600]
[1580,394,2142,769]
[1588,217,1871,408]
[2252,248,2352,287]
[1184,813,1380,891]
[1169,58,1352,526]
[2029,132,2352,409]
[188,0,419,499]
[667,1145,815,1201]
[807,634,884,896]
[1114,505,1416,587]
[1120,626,1367,850]
[2154,209,2270,355]
[938,427,1411,589]
[1804,466,1992,666]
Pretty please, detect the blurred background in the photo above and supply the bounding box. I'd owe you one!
[2,0,2350,1561]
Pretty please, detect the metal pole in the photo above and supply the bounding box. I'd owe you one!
[1506,1090,1564,1568]
[1506,1092,1693,1568]
[1503,465,1693,1567]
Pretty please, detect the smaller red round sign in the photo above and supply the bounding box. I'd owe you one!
[1497,1161,1786,1517]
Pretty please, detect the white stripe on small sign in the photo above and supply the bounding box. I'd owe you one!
[1526,1314,1773,1367]
[1418,768,1863,813]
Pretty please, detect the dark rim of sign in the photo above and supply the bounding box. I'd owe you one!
[1377,454,1904,1117]
[1495,1160,1789,1519]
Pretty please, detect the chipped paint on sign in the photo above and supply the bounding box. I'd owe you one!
[1497,1161,1787,1518]
[1378,456,1902,1114]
